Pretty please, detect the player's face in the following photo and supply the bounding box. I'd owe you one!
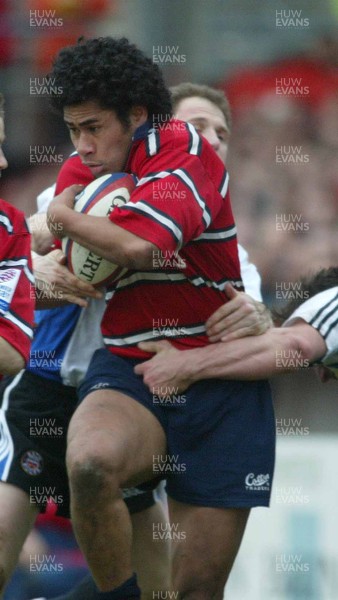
[0,118,9,176]
[64,101,147,177]
[174,96,230,164]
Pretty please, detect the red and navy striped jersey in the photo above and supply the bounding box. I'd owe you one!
[54,122,243,359]
[0,200,34,364]
[103,119,243,358]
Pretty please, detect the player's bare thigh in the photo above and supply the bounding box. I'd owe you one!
[168,497,250,599]
[67,389,167,487]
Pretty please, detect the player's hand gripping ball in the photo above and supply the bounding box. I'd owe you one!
[62,173,135,286]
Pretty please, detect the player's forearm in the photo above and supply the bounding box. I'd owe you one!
[48,204,155,270]
[181,327,316,382]
[181,336,278,382]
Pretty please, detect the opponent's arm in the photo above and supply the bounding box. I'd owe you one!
[206,282,273,342]
[33,249,102,309]
[134,322,327,395]
[29,212,55,255]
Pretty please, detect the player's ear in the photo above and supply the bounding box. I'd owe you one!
[129,106,148,127]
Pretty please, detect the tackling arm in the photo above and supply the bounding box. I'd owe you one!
[135,321,327,394]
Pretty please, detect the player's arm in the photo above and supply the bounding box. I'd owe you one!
[135,321,327,394]
[47,145,230,272]
[30,197,102,308]
[33,249,103,309]
[29,212,55,255]
[206,282,273,342]
[47,185,157,270]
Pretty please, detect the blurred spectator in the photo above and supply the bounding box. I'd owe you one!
[220,43,338,302]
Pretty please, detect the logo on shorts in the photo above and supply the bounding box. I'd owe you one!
[89,382,110,391]
[21,450,44,476]
[245,473,270,491]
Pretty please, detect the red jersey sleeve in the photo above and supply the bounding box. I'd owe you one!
[0,201,34,363]
[109,148,227,253]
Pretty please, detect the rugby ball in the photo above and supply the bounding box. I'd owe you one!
[62,173,135,286]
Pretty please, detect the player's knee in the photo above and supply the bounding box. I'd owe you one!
[67,449,120,506]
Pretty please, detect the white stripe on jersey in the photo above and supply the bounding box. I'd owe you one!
[0,258,28,269]
[188,276,243,291]
[123,201,183,247]
[283,287,338,359]
[4,311,34,339]
[106,272,186,300]
[219,172,229,198]
[24,265,35,285]
[115,271,186,290]
[0,371,24,480]
[186,122,200,155]
[147,129,159,156]
[193,226,237,241]
[137,169,211,228]
[0,258,34,287]
[104,323,206,347]
[0,214,13,234]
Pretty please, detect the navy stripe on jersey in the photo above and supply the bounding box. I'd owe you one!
[193,225,237,243]
[0,257,34,285]
[146,129,160,157]
[0,213,13,234]
[104,321,206,347]
[137,168,211,229]
[325,316,338,340]
[186,123,202,156]
[309,291,338,334]
[120,201,182,247]
[2,309,34,339]
[113,271,185,290]
[0,257,29,270]
[188,275,243,291]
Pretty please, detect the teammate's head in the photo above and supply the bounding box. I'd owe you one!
[49,37,172,176]
[0,93,8,175]
[171,83,231,163]
[49,37,172,127]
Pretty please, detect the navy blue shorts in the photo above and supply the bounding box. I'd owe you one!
[78,348,276,509]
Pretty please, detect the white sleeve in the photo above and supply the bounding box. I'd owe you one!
[36,184,56,213]
[238,244,262,302]
[283,287,338,360]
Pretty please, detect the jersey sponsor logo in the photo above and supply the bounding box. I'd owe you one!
[0,269,21,313]
[245,472,270,491]
[20,450,44,476]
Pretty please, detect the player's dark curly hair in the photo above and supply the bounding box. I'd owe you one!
[49,37,172,127]
[273,266,338,324]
